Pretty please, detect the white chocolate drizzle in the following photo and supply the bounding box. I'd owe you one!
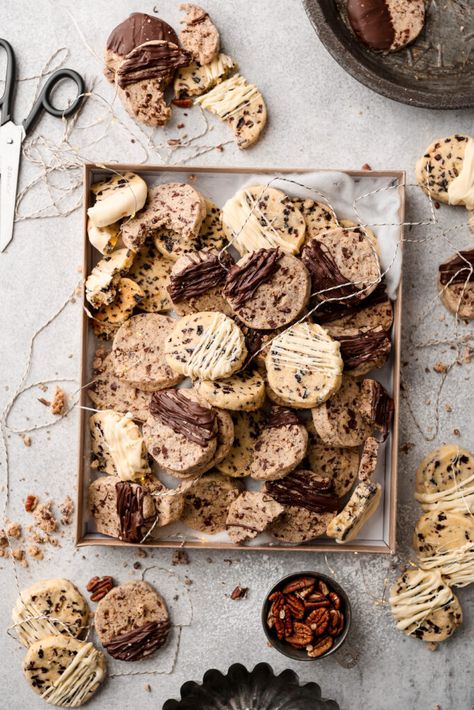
[269,322,342,373]
[448,136,474,210]
[184,313,246,380]
[418,542,474,588]
[389,568,454,634]
[41,642,105,707]
[90,410,151,481]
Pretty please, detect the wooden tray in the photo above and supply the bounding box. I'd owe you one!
[76,163,405,554]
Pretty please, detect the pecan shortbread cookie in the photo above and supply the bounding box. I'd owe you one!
[168,249,233,316]
[347,0,425,53]
[88,350,152,422]
[112,313,183,391]
[127,241,173,313]
[330,325,392,376]
[195,367,265,412]
[89,410,151,481]
[250,407,308,481]
[226,491,284,544]
[437,247,474,320]
[416,134,472,205]
[93,277,144,339]
[23,636,106,706]
[307,440,359,497]
[315,281,393,334]
[312,376,372,447]
[224,248,310,330]
[88,172,147,228]
[326,481,382,543]
[266,322,343,409]
[182,472,243,533]
[85,248,134,309]
[216,410,263,477]
[95,580,170,661]
[174,53,235,97]
[179,4,220,66]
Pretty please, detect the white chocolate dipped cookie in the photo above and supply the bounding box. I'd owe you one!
[85,249,134,309]
[89,410,151,481]
[416,134,473,206]
[88,172,147,228]
[326,481,382,543]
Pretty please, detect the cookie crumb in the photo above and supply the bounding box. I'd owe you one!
[137,548,148,558]
[33,500,57,533]
[12,548,27,566]
[27,544,44,560]
[230,585,248,600]
[400,442,415,455]
[361,163,372,171]
[20,433,32,447]
[426,642,438,652]
[51,386,66,415]
[38,383,48,392]
[0,530,8,548]
[444,404,453,413]
[59,495,74,525]
[433,362,448,374]
[172,549,190,566]
[184,576,193,586]
[6,521,22,539]
[167,138,181,146]
[133,561,141,570]
[25,495,38,512]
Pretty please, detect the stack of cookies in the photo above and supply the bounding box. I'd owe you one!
[85,172,395,547]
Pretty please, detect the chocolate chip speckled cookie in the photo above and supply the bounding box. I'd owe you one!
[249,407,308,481]
[216,410,263,477]
[127,241,173,313]
[88,350,152,422]
[307,440,359,497]
[226,491,284,544]
[182,472,243,534]
[195,367,265,412]
[312,376,372,447]
[168,249,233,316]
[179,4,220,66]
[416,134,472,205]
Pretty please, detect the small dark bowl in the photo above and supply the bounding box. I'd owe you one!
[262,571,351,661]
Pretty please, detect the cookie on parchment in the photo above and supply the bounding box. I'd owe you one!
[179,3,220,66]
[95,580,170,661]
[127,241,172,313]
[226,491,284,544]
[326,481,382,543]
[93,277,144,339]
[415,444,474,511]
[330,325,392,376]
[438,247,474,320]
[315,281,393,334]
[182,472,243,534]
[85,248,134,309]
[312,376,372,447]
[88,172,147,228]
[195,368,265,412]
[250,407,308,481]
[174,53,235,98]
[89,477,158,543]
[292,197,338,240]
[346,0,425,53]
[416,134,471,204]
[216,410,263,477]
[168,249,233,316]
[12,579,89,648]
[266,322,343,409]
[307,440,359,497]
[112,313,183,391]
[89,410,151,481]
[165,311,247,381]
[88,350,152,422]
[222,185,306,255]
[223,248,310,330]
[23,636,106,707]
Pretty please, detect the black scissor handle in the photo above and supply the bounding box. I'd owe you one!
[23,68,85,134]
[0,38,17,125]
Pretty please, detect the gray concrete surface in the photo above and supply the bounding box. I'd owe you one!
[0,1,473,708]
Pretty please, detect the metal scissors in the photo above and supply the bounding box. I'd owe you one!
[0,38,85,251]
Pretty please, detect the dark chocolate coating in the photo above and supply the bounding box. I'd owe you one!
[106,12,179,57]
[346,0,394,51]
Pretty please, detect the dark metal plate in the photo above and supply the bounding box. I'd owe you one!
[303,0,474,109]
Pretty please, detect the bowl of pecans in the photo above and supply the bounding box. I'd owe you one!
[262,572,351,661]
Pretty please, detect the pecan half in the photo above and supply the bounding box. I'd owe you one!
[329,609,345,636]
[285,593,305,619]
[24,495,38,512]
[307,636,333,657]
[329,591,341,609]
[307,607,330,636]
[282,577,316,594]
[86,575,114,602]
[318,580,330,597]
[283,605,294,637]
[285,622,313,648]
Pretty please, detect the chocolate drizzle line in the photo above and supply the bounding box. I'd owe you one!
[168,252,230,302]
[315,281,389,323]
[224,248,283,309]
[106,13,179,56]
[439,248,474,286]
[371,382,394,440]
[104,620,170,661]
[117,41,191,88]
[332,328,391,369]
[346,0,395,51]
[302,239,361,300]
[265,471,339,513]
[265,406,300,429]
[150,390,216,446]
[116,481,146,543]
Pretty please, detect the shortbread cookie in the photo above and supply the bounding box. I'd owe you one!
[269,506,335,544]
[93,278,144,339]
[182,472,243,533]
[174,53,235,97]
[112,313,183,391]
[89,477,158,543]
[312,376,372,447]
[104,12,179,82]
[224,248,310,330]
[127,242,172,312]
[292,197,338,240]
[12,579,89,648]
[415,444,474,513]
[179,4,220,66]
[87,219,119,255]
[95,580,170,661]
[23,636,106,707]
[347,0,425,52]
[357,378,394,441]
[330,325,392,376]
[165,311,247,380]
[195,368,265,411]
[302,228,381,303]
[416,134,471,204]
[143,389,218,473]
[195,199,228,251]
[250,408,308,480]
[338,219,380,254]
[357,437,380,481]
[266,322,343,409]
[226,491,284,544]
[85,248,134,309]
[88,350,151,422]
[88,172,147,228]
[168,250,233,316]
[438,248,474,320]
[326,481,382,543]
[390,568,462,643]
[216,410,263,477]
[307,441,359,497]
[121,182,206,253]
[413,510,474,559]
[89,410,151,481]
[316,281,393,334]
[222,185,305,255]
[118,75,172,127]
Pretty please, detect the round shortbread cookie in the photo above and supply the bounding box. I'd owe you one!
[165,311,247,381]
[250,408,308,481]
[437,247,474,320]
[224,248,310,330]
[95,580,170,661]
[329,325,392,377]
[265,381,291,406]
[390,568,463,643]
[216,410,263,477]
[23,636,106,707]
[127,241,172,313]
[308,440,359,497]
[316,282,393,335]
[413,510,474,559]
[88,172,147,229]
[338,219,380,255]
[88,350,152,422]
[93,278,144,340]
[168,249,233,316]
[311,376,372,447]
[291,197,338,241]
[182,472,243,533]
[269,505,335,544]
[416,134,471,204]
[12,579,89,648]
[112,313,183,391]
[195,368,265,411]
[195,199,228,251]
[222,184,306,256]
[179,3,220,66]
[415,444,474,498]
[143,389,218,474]
[174,54,236,98]
[302,228,381,303]
[226,491,284,544]
[347,0,425,53]
[265,322,343,409]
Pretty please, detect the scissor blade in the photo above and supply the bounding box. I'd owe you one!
[0,121,24,252]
